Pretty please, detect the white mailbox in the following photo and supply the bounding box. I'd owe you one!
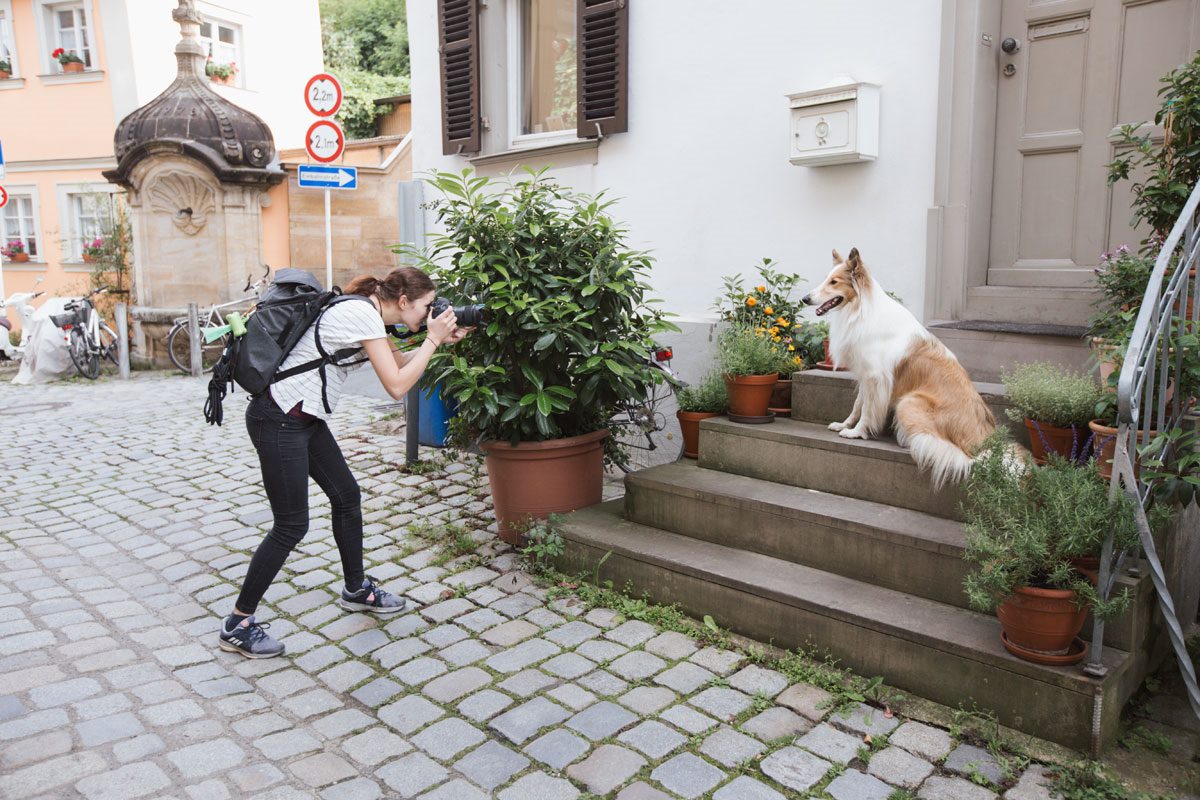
[786,79,880,167]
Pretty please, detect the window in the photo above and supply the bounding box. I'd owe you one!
[68,193,112,261]
[2,194,41,260]
[199,17,242,85]
[50,3,91,70]
[0,3,18,77]
[518,0,577,137]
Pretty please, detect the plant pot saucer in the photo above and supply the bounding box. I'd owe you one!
[727,411,775,425]
[1000,631,1088,666]
[815,359,848,372]
[767,406,792,418]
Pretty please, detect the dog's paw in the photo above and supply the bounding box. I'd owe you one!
[828,422,847,432]
[838,428,869,440]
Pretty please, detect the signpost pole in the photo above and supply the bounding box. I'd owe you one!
[325,188,333,290]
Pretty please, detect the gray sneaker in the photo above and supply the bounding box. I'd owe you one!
[339,575,406,614]
[218,614,285,659]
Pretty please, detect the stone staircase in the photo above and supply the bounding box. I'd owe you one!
[556,369,1165,752]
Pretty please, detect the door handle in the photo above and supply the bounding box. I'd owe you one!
[1001,37,1021,54]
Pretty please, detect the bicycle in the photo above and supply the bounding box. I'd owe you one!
[168,265,271,374]
[51,287,119,380]
[609,344,685,473]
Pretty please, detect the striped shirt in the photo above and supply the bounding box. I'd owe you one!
[269,296,386,420]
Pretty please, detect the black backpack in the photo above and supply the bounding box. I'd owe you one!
[203,269,372,426]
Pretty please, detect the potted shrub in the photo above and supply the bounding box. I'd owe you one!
[82,236,105,264]
[719,324,781,421]
[713,260,805,412]
[418,168,675,545]
[0,59,11,80]
[963,436,1139,665]
[676,372,728,458]
[52,48,84,73]
[2,239,28,263]
[1088,247,1150,383]
[205,59,238,85]
[1002,362,1103,464]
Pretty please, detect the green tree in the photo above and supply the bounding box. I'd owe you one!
[319,0,410,139]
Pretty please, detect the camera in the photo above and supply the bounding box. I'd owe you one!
[430,296,488,328]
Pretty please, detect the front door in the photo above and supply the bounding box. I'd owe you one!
[987,0,1200,290]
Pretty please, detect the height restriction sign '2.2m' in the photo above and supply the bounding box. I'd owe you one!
[306,119,345,164]
[304,73,342,117]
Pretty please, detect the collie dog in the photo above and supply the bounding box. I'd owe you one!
[800,248,996,488]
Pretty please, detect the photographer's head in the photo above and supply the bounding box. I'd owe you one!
[346,267,436,331]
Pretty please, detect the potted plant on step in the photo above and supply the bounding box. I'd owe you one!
[0,59,11,80]
[719,324,782,422]
[417,168,676,545]
[1002,362,1103,464]
[963,436,1139,665]
[676,372,728,458]
[52,48,84,73]
[2,239,28,263]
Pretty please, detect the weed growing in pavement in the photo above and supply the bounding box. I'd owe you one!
[1049,761,1173,800]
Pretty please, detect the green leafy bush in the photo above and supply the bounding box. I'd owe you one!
[676,372,728,414]
[962,435,1139,621]
[718,324,783,377]
[1002,362,1104,428]
[414,169,675,465]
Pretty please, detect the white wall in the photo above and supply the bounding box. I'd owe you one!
[409,0,945,329]
[120,0,324,151]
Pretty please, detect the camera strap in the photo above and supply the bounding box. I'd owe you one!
[271,296,370,413]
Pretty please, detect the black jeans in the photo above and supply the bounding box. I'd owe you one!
[234,394,364,615]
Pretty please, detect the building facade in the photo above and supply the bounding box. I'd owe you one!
[0,0,322,323]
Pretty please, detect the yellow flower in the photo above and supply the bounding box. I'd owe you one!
[788,344,796,351]
[769,326,779,335]
[777,318,789,327]
[764,306,774,315]
[793,356,804,365]
[756,285,766,293]
[746,296,757,307]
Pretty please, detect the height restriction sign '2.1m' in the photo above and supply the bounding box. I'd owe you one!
[306,119,345,164]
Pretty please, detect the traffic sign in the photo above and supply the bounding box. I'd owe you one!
[0,186,7,210]
[304,73,343,117]
[305,119,345,164]
[298,164,358,191]
[0,139,5,180]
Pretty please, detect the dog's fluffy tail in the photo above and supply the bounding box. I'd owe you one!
[905,433,975,490]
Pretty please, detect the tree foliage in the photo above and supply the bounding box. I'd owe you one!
[319,0,410,139]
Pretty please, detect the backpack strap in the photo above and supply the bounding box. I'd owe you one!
[271,295,373,413]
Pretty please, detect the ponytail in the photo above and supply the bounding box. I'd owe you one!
[344,275,380,297]
[344,267,435,303]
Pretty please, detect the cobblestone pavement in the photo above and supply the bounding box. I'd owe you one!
[0,374,1071,799]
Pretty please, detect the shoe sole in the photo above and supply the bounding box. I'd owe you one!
[218,639,285,659]
[338,598,406,614]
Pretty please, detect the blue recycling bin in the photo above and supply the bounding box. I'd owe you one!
[417,382,459,447]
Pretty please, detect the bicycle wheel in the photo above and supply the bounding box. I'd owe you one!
[168,322,225,374]
[68,327,100,380]
[613,375,684,473]
[100,323,119,366]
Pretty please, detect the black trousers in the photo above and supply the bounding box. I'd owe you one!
[234,394,365,614]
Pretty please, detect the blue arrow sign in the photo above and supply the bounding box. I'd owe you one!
[0,139,6,180]
[297,164,357,190]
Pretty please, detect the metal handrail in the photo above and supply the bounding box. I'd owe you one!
[1085,179,1200,730]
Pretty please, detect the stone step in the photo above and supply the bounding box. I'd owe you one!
[623,461,1154,653]
[697,416,963,519]
[557,501,1146,752]
[789,368,1026,446]
[929,321,1092,384]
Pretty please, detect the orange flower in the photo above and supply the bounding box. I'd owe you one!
[777,318,789,327]
[746,296,757,307]
[769,326,779,335]
[764,306,774,315]
[756,285,766,293]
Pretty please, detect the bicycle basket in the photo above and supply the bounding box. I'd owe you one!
[50,311,81,329]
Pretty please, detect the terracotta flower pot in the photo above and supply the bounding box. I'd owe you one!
[1087,419,1154,481]
[817,338,848,371]
[0,71,10,80]
[1090,337,1120,386]
[1068,556,1101,586]
[768,377,792,418]
[677,411,719,459]
[9,252,29,263]
[63,61,84,73]
[996,585,1088,661]
[481,429,608,546]
[210,73,234,86]
[723,373,778,418]
[1023,419,1089,464]
[82,254,94,264]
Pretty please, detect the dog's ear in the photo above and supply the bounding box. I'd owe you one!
[831,249,842,264]
[847,248,865,278]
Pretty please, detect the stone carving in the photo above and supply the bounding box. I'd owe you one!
[148,173,215,236]
[172,0,200,25]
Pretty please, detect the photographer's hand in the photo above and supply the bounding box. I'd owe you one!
[426,307,458,346]
[444,326,474,345]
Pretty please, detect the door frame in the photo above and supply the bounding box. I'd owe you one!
[925,0,1100,326]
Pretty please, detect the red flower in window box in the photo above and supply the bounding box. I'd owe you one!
[52,47,85,73]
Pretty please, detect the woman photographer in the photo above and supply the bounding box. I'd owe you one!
[219,266,469,659]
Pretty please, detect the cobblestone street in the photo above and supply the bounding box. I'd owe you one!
[0,374,1130,799]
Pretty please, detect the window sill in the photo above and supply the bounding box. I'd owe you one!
[63,263,94,273]
[1,261,48,271]
[0,78,26,91]
[468,137,599,167]
[38,70,105,86]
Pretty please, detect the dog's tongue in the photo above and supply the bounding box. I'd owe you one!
[815,298,841,316]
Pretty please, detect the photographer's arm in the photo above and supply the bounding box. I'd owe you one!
[364,337,439,400]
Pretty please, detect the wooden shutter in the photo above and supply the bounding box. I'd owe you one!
[576,0,628,138]
[438,0,480,155]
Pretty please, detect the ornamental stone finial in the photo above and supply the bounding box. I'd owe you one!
[172,0,200,26]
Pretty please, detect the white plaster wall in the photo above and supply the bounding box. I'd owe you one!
[120,0,324,151]
[408,0,945,326]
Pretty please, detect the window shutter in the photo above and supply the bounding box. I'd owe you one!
[576,0,629,138]
[438,0,481,155]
